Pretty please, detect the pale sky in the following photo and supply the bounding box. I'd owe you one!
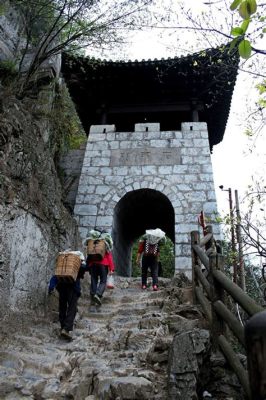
[87,1,266,216]
[124,15,266,216]
[211,72,266,214]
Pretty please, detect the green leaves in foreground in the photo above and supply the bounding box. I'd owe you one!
[230,0,257,17]
[230,0,242,10]
[238,39,252,59]
[256,80,266,109]
[228,36,252,59]
[239,0,257,18]
[229,0,257,59]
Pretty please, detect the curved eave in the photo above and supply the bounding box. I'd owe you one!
[62,46,239,150]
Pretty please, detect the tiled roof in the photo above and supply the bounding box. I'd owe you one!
[62,45,239,150]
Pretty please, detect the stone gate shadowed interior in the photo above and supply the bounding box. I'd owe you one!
[113,188,175,276]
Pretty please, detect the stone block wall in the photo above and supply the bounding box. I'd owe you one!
[74,122,220,277]
[59,143,86,211]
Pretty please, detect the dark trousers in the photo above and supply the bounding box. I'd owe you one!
[57,282,79,331]
[141,256,159,286]
[90,264,108,297]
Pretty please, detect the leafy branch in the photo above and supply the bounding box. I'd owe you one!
[10,0,153,95]
[229,0,266,58]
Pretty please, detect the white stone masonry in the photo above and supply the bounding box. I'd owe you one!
[74,122,220,277]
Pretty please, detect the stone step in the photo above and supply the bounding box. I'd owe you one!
[0,277,198,399]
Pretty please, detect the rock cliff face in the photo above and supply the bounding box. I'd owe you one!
[0,82,82,321]
[0,1,25,63]
[0,0,83,321]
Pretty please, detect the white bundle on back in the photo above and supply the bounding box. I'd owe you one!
[145,228,165,244]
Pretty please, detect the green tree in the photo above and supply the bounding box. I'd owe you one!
[229,0,266,59]
[7,0,153,94]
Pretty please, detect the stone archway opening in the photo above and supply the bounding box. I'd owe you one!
[112,188,175,276]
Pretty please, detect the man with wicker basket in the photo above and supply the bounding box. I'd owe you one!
[84,230,115,306]
[48,250,87,340]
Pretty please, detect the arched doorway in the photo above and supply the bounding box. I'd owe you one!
[112,188,175,276]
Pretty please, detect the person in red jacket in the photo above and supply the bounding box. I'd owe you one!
[136,228,165,291]
[86,249,115,305]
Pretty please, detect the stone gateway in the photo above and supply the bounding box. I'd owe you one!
[74,122,219,277]
[61,48,239,277]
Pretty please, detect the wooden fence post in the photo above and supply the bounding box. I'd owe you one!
[245,311,266,400]
[191,230,200,304]
[209,253,226,351]
[204,225,213,252]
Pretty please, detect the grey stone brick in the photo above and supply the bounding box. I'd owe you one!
[109,141,120,149]
[135,123,160,131]
[193,139,209,147]
[96,216,113,227]
[144,131,161,139]
[96,185,110,195]
[70,123,219,276]
[80,215,97,226]
[74,204,97,216]
[90,124,115,134]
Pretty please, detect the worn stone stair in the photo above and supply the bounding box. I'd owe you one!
[0,276,244,399]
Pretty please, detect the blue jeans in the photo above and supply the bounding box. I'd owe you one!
[90,264,108,297]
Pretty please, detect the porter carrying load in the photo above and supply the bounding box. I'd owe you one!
[55,250,84,282]
[83,229,113,262]
[143,228,166,255]
[136,228,166,291]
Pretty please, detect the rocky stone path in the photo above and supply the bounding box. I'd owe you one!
[0,276,190,399]
[0,276,243,399]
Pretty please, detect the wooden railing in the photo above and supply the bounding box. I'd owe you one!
[191,225,266,400]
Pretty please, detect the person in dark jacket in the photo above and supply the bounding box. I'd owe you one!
[48,262,87,340]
